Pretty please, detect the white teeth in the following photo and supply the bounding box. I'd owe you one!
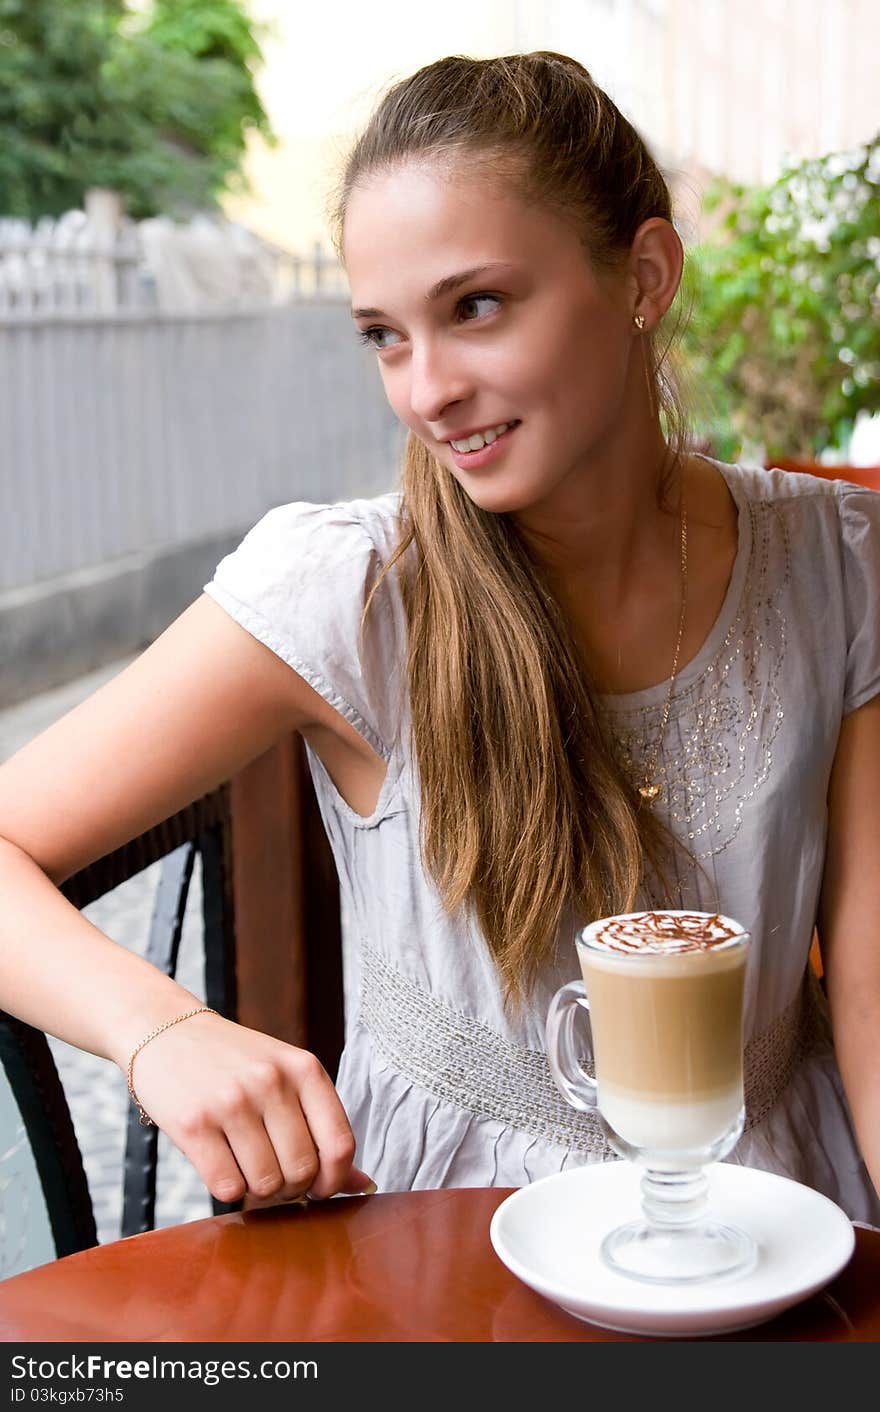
[450,421,516,453]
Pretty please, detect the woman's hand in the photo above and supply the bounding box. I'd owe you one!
[125,1010,374,1205]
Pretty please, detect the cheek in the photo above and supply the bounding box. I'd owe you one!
[376,366,414,428]
[550,318,630,413]
[490,312,605,415]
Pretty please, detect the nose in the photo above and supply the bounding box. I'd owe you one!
[407,339,472,426]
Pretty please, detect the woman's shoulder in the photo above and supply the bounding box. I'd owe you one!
[713,456,880,509]
[712,457,846,508]
[205,491,406,610]
[203,489,409,755]
[337,489,406,558]
[709,458,880,559]
[246,489,404,560]
[205,488,407,640]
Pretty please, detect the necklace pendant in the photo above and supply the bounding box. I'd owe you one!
[638,782,661,802]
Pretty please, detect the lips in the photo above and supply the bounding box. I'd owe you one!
[445,420,521,470]
[445,419,521,451]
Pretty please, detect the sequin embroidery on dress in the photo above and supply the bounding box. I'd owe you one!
[606,500,790,872]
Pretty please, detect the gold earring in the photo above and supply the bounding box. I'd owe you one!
[633,312,646,331]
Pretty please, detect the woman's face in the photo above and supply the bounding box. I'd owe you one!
[343,159,644,518]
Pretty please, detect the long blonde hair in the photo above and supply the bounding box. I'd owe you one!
[327,52,694,1007]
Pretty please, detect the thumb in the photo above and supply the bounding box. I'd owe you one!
[341,1165,377,1195]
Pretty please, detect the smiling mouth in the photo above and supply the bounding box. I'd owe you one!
[447,420,521,454]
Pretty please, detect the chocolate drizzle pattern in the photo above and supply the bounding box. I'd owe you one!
[586,909,743,954]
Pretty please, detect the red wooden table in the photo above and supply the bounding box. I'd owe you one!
[1,1189,877,1342]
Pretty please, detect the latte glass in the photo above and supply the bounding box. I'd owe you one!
[546,909,756,1284]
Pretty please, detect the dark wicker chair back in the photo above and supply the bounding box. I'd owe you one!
[0,736,343,1265]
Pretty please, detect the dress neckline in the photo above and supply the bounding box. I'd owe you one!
[599,456,752,712]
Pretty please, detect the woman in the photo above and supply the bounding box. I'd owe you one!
[1,52,878,1222]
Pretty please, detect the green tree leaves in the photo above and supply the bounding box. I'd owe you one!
[0,0,275,219]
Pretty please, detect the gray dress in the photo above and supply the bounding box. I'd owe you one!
[205,458,880,1224]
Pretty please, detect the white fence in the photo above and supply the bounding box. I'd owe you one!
[0,202,399,705]
[1,300,400,595]
[0,195,349,320]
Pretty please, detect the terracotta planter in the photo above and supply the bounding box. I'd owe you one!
[766,457,880,492]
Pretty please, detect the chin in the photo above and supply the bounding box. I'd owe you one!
[451,474,551,518]
[447,483,521,516]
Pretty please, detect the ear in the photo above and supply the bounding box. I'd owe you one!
[627,218,684,330]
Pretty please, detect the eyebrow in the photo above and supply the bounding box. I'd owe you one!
[350,262,516,320]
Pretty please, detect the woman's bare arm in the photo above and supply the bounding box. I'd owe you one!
[818,693,880,1199]
[0,594,372,1202]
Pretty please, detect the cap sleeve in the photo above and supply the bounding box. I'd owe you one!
[203,500,403,758]
[838,483,880,715]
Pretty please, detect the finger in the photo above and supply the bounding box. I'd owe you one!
[258,1090,326,1200]
[241,1190,309,1212]
[341,1165,377,1195]
[177,1126,249,1205]
[176,1090,372,1204]
[292,1055,360,1199]
[247,1165,377,1207]
[215,1058,325,1202]
[221,1105,292,1202]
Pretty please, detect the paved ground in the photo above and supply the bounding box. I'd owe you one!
[0,660,212,1254]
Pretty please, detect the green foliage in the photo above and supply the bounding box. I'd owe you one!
[679,135,880,461]
[0,0,276,219]
[143,0,274,189]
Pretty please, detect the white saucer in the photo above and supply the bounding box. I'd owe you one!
[489,1161,854,1337]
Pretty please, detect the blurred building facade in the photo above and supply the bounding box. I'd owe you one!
[5,0,878,704]
[225,0,880,252]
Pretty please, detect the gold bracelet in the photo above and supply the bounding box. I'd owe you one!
[126,1006,216,1126]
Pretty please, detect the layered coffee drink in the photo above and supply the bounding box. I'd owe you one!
[577,910,748,1153]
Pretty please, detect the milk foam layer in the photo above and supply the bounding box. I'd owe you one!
[599,1085,743,1151]
[586,910,743,955]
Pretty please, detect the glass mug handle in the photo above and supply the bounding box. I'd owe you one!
[545,980,598,1113]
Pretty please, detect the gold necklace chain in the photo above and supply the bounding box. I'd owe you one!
[638,495,688,803]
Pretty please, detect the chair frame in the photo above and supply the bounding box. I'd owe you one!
[0,1012,98,1259]
[0,734,344,1257]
